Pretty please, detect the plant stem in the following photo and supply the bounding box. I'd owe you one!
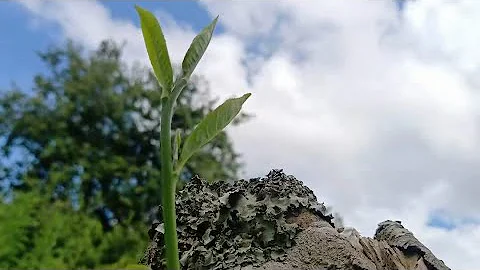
[160,96,180,270]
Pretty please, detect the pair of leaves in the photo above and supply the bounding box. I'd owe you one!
[136,6,217,98]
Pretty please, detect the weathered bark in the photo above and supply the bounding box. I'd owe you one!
[249,218,450,270]
[142,170,451,270]
[373,220,450,270]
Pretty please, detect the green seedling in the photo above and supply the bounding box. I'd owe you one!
[136,6,251,270]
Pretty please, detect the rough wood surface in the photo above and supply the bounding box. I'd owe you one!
[142,170,451,270]
[247,219,450,270]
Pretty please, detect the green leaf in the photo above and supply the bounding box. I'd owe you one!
[176,93,251,173]
[135,5,173,98]
[181,16,218,79]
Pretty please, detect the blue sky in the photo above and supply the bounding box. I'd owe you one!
[0,2,50,91]
[2,1,480,268]
[0,1,213,92]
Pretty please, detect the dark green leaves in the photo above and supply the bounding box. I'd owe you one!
[135,5,173,98]
[181,16,218,79]
[175,93,251,173]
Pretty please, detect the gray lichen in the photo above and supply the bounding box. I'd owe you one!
[141,169,334,270]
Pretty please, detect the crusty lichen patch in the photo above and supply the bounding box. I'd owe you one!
[141,169,334,270]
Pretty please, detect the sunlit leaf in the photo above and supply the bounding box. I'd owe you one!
[135,5,173,98]
[181,16,218,79]
[176,93,251,173]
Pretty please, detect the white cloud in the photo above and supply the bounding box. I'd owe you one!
[17,0,480,268]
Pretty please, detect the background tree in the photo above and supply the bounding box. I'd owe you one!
[0,40,249,268]
[0,190,147,269]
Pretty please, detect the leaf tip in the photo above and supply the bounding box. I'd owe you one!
[212,15,219,28]
[135,5,150,20]
[134,5,144,14]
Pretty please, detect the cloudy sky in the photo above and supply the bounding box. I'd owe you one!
[2,0,480,268]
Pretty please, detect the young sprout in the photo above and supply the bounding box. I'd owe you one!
[135,6,251,269]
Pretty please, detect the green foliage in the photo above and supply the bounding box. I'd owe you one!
[176,93,251,174]
[141,170,334,269]
[181,16,218,79]
[0,191,147,269]
[135,6,173,98]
